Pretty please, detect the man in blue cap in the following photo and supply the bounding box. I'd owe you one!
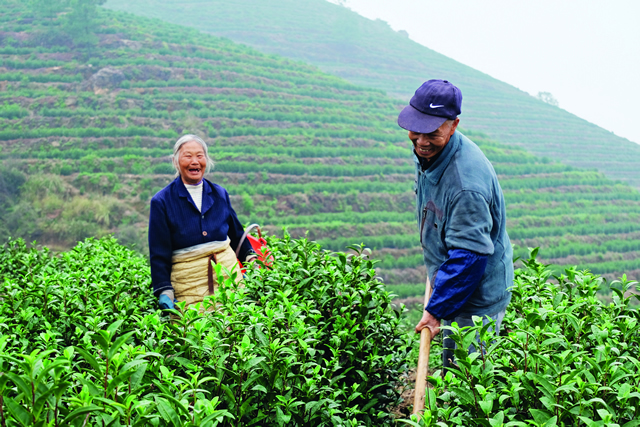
[398,79,513,369]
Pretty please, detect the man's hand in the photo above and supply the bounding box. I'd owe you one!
[415,310,441,339]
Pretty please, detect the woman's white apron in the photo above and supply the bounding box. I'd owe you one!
[170,238,242,308]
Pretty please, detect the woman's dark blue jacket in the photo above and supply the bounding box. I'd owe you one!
[148,177,253,297]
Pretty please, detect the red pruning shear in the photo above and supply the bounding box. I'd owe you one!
[236,224,272,273]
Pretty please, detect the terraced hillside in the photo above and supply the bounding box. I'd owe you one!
[104,0,640,189]
[0,2,638,295]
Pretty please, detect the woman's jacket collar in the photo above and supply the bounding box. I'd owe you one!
[174,176,216,214]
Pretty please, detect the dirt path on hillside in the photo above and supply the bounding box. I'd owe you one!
[392,367,438,419]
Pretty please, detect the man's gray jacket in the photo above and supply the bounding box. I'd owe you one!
[415,130,513,317]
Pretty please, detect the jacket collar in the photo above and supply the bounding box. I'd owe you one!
[200,179,215,214]
[175,176,215,214]
[413,130,461,185]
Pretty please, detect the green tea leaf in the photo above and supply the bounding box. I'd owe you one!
[62,404,104,424]
[75,346,104,376]
[529,408,553,425]
[156,397,180,427]
[4,397,32,427]
[107,331,135,359]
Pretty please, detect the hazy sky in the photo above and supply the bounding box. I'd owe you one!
[333,0,640,145]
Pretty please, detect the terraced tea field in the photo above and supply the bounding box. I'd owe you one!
[105,0,640,189]
[0,2,638,297]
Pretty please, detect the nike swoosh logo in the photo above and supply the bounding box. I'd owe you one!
[430,103,444,108]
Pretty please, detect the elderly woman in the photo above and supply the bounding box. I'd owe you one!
[149,134,256,310]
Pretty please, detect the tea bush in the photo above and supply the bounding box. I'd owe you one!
[401,249,640,427]
[5,236,639,426]
[0,236,411,426]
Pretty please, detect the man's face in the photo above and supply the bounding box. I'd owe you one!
[409,118,459,161]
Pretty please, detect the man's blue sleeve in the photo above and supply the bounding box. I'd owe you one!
[426,248,488,320]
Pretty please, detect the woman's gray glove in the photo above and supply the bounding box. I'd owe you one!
[158,289,177,310]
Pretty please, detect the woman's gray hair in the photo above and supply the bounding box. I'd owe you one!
[171,134,214,176]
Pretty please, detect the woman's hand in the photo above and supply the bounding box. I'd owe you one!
[159,290,177,310]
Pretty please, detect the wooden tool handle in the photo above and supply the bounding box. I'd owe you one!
[413,327,431,414]
[413,277,433,417]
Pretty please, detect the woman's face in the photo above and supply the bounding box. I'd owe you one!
[178,141,207,185]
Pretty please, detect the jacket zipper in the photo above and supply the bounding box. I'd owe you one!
[419,206,428,245]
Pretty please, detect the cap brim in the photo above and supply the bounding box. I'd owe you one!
[397,105,448,134]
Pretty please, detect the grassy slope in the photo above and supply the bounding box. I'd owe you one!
[0,3,638,291]
[103,0,640,189]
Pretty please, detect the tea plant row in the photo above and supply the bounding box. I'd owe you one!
[3,236,640,426]
[0,236,411,426]
[403,251,640,426]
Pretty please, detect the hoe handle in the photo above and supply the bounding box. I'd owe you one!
[413,277,433,417]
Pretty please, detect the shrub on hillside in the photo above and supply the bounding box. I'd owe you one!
[0,236,411,426]
[152,162,175,174]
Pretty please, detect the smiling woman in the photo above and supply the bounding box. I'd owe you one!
[176,140,208,185]
[148,134,257,310]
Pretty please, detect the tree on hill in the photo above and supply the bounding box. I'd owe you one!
[537,91,559,107]
[27,0,105,46]
[63,0,106,46]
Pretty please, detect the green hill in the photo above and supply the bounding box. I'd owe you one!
[103,0,640,189]
[0,1,639,291]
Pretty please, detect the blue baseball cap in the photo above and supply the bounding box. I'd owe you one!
[397,79,462,134]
